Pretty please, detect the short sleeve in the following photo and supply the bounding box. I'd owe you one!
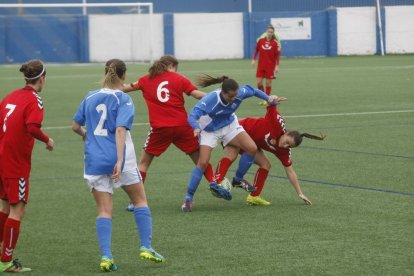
[73,99,86,126]
[25,95,44,126]
[116,94,135,130]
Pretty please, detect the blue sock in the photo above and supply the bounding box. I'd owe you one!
[134,206,152,249]
[185,166,204,200]
[235,153,255,181]
[96,217,112,259]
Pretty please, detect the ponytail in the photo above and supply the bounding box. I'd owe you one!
[288,130,326,147]
[103,59,126,89]
[196,74,239,93]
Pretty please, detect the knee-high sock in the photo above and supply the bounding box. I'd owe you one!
[234,153,255,181]
[258,84,264,92]
[0,212,8,244]
[185,166,204,200]
[214,157,232,183]
[265,86,272,95]
[203,163,214,183]
[1,218,20,262]
[134,207,152,249]
[96,217,112,259]
[251,168,269,196]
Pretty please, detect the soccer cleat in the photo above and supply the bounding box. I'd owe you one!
[181,199,193,212]
[0,259,32,273]
[232,178,256,193]
[100,257,118,272]
[126,203,135,212]
[209,182,232,200]
[139,246,165,263]
[246,195,271,206]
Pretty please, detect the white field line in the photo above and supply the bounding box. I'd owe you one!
[1,65,414,80]
[44,109,414,130]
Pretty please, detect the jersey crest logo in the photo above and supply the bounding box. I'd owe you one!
[231,103,237,109]
[32,92,43,110]
[262,44,272,50]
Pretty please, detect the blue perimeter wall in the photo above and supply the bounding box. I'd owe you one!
[245,10,338,58]
[0,0,413,14]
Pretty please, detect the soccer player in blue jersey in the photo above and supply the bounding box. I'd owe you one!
[71,59,165,271]
[181,74,279,211]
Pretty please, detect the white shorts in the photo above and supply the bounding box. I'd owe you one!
[200,119,245,148]
[84,168,142,194]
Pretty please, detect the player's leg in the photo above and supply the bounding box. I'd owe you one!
[184,145,213,204]
[226,131,257,192]
[256,76,264,92]
[0,177,10,244]
[140,127,173,183]
[92,189,117,271]
[0,178,31,273]
[214,145,239,184]
[247,150,271,206]
[138,150,155,183]
[265,78,273,96]
[173,125,214,183]
[121,174,164,263]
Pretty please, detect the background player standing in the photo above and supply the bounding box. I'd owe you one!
[251,24,281,104]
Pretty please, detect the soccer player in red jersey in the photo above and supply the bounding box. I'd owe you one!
[214,103,325,206]
[251,24,281,100]
[123,55,214,210]
[0,59,54,272]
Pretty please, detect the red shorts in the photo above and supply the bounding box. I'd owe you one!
[0,177,30,204]
[256,66,275,79]
[143,125,199,156]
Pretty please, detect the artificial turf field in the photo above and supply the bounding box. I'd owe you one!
[0,55,413,275]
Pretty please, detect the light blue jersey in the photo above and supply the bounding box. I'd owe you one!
[188,85,270,132]
[73,88,136,175]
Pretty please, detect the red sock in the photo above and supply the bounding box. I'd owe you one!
[251,168,269,197]
[203,163,214,183]
[0,212,8,244]
[265,86,272,95]
[258,84,264,92]
[139,171,147,183]
[1,218,21,262]
[214,157,233,184]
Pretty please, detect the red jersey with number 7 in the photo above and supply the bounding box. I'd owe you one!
[136,72,198,128]
[0,86,44,178]
[239,105,292,167]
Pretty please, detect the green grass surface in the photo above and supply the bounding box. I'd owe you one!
[1,56,413,275]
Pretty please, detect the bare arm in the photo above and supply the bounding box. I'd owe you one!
[71,121,86,142]
[112,126,127,181]
[190,89,206,99]
[284,165,312,205]
[122,81,139,93]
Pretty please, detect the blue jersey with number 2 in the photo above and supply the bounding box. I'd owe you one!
[73,88,135,175]
[188,84,270,132]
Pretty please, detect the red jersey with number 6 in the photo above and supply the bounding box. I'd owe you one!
[0,86,44,178]
[239,105,292,167]
[137,72,197,128]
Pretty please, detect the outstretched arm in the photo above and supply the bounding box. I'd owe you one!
[122,81,140,93]
[284,165,312,205]
[189,89,206,99]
